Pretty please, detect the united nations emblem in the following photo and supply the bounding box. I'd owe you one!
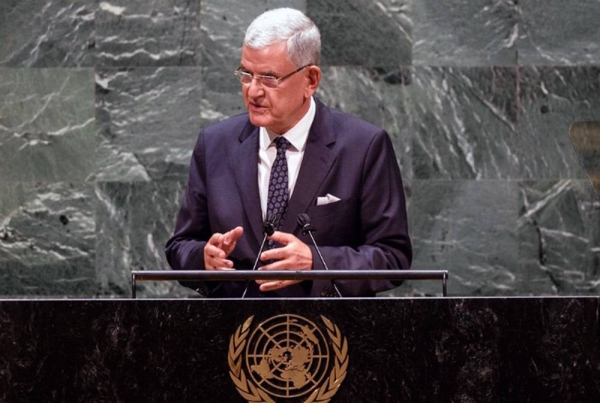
[228,314,349,403]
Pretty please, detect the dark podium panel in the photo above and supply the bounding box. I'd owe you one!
[1,297,600,403]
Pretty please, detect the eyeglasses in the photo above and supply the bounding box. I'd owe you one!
[233,64,313,88]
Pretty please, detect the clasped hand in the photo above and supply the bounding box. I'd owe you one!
[203,227,313,292]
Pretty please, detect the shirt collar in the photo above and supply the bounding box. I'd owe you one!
[259,97,316,151]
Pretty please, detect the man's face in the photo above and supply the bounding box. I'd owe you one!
[239,42,319,134]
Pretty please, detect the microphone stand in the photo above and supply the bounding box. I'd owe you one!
[241,214,276,298]
[297,213,343,298]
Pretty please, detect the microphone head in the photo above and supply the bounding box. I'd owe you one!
[296,213,314,234]
[264,213,277,236]
[297,213,311,227]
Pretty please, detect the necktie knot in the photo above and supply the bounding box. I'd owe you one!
[274,136,290,152]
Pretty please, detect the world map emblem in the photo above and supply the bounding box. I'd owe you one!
[228,314,349,403]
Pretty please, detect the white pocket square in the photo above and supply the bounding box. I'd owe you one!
[316,194,341,206]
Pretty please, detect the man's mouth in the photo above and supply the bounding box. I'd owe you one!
[249,102,267,112]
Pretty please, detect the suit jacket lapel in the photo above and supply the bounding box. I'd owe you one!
[282,100,337,235]
[231,122,264,248]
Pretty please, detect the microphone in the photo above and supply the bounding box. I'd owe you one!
[241,214,277,298]
[296,213,342,298]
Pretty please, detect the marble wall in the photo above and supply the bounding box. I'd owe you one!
[1,0,599,298]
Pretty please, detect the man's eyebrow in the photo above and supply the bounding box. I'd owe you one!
[237,65,277,76]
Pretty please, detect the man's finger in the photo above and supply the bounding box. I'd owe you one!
[258,280,300,292]
[224,226,244,245]
[205,243,226,259]
[267,231,292,245]
[207,233,224,247]
[206,257,234,270]
[260,246,288,262]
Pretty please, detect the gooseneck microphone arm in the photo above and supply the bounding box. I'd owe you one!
[241,214,277,298]
[296,213,343,298]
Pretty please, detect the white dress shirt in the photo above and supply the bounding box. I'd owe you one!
[258,97,316,219]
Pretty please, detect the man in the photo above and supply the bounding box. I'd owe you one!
[165,8,412,297]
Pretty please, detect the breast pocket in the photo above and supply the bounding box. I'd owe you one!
[307,197,353,218]
[305,198,358,246]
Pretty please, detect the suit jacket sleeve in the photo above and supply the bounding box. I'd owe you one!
[165,131,210,285]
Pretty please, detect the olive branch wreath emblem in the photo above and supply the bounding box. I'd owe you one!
[228,315,349,403]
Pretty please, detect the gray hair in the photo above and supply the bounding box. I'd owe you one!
[244,8,321,67]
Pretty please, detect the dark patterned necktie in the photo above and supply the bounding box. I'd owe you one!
[267,137,290,246]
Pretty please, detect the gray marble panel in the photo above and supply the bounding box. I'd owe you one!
[518,67,600,179]
[518,180,600,295]
[308,0,411,66]
[570,122,600,200]
[95,0,201,67]
[200,66,246,128]
[413,0,518,66]
[95,67,203,182]
[519,0,600,65]
[409,67,519,180]
[0,68,97,182]
[95,180,194,297]
[391,180,519,297]
[0,182,96,297]
[200,0,306,67]
[0,0,95,67]
[0,183,25,225]
[316,66,412,178]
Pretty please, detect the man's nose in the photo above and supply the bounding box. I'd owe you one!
[247,77,264,97]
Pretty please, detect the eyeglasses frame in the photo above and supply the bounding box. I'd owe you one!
[233,64,314,88]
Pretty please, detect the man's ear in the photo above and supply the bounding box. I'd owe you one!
[304,65,321,98]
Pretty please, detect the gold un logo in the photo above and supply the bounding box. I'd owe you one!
[228,314,349,403]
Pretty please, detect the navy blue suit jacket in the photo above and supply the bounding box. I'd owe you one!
[165,99,412,297]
